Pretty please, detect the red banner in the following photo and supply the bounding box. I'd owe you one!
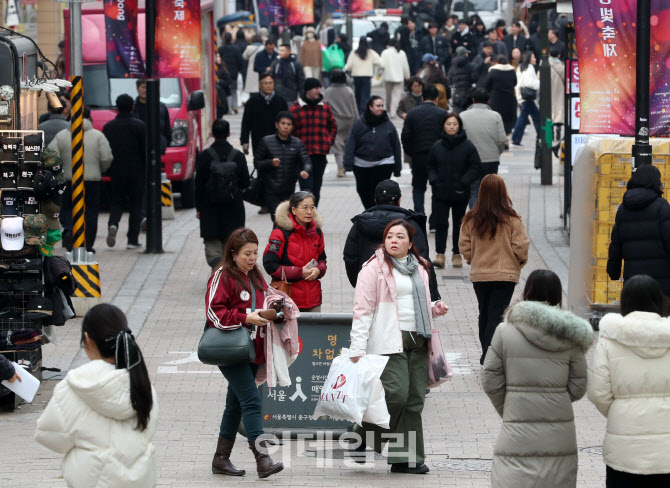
[259,0,314,26]
[573,0,670,136]
[154,0,201,78]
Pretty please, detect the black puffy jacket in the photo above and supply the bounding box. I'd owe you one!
[607,188,670,295]
[343,204,440,300]
[254,134,312,200]
[343,109,402,174]
[448,54,476,107]
[401,101,447,157]
[427,130,482,201]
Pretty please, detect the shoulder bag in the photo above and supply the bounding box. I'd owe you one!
[197,283,257,367]
[242,167,264,207]
[269,266,292,297]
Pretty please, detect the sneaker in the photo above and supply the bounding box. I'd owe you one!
[140,218,147,232]
[452,254,463,268]
[390,462,429,474]
[126,242,143,250]
[337,168,345,178]
[433,254,446,269]
[106,225,118,248]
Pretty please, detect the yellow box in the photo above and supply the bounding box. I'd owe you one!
[593,221,613,237]
[593,266,608,283]
[591,281,608,304]
[595,210,615,222]
[597,159,632,177]
[596,187,626,211]
[594,258,608,268]
[608,280,623,304]
[593,234,610,258]
[597,175,630,188]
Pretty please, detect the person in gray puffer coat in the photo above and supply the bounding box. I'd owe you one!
[481,269,594,488]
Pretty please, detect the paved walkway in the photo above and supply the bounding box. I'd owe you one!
[0,111,606,487]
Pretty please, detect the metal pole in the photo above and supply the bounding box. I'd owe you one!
[69,1,86,254]
[145,0,163,253]
[462,0,469,21]
[563,21,576,231]
[538,9,552,185]
[633,0,652,168]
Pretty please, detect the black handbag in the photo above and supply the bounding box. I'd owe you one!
[242,168,263,207]
[197,285,257,367]
[521,86,538,101]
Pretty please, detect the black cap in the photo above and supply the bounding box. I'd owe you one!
[374,179,401,204]
[304,77,322,93]
[482,40,494,48]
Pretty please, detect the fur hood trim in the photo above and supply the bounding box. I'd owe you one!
[505,301,594,352]
[489,63,515,72]
[274,200,324,231]
[599,312,670,349]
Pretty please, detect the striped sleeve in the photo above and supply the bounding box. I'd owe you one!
[206,269,246,330]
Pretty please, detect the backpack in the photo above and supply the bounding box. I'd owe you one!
[205,147,242,204]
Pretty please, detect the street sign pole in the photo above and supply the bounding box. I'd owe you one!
[633,0,652,168]
[145,0,163,253]
[538,9,553,185]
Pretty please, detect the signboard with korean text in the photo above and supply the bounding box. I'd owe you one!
[104,0,146,78]
[260,315,351,433]
[572,0,670,136]
[154,0,201,78]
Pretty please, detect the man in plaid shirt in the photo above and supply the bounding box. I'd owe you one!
[289,78,337,206]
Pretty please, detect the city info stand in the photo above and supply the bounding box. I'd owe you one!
[254,313,353,439]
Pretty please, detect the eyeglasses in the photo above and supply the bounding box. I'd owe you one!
[296,205,316,211]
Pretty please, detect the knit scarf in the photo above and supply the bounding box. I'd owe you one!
[390,254,431,339]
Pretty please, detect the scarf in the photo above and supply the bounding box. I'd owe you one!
[390,254,431,339]
[263,91,275,103]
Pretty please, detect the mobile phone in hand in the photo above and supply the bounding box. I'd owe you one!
[305,259,318,269]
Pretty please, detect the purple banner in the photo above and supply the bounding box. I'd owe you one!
[104,0,145,78]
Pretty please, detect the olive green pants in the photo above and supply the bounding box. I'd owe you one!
[355,331,428,465]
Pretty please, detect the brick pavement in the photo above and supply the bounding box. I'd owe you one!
[0,110,608,487]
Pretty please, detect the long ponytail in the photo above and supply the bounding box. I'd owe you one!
[81,304,153,431]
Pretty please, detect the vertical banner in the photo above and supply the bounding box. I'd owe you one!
[258,0,284,26]
[104,0,145,78]
[286,0,313,25]
[573,0,670,136]
[325,0,373,14]
[258,0,313,26]
[154,0,202,78]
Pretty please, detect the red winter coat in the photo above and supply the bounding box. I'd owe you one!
[205,267,268,364]
[263,200,327,309]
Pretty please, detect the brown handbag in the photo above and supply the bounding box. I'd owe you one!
[270,267,291,297]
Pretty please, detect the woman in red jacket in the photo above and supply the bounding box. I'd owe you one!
[205,228,283,479]
[263,191,327,311]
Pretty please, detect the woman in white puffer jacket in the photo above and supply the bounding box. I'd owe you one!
[510,51,540,147]
[35,304,158,487]
[588,275,670,487]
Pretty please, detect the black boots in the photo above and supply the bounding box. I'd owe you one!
[212,436,245,476]
[248,439,284,479]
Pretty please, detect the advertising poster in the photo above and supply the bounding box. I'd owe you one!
[573,0,670,136]
[258,0,313,26]
[154,0,201,78]
[325,0,374,13]
[104,0,145,78]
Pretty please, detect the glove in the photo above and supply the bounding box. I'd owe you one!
[242,143,249,155]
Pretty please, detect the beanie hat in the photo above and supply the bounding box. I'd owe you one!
[304,77,322,93]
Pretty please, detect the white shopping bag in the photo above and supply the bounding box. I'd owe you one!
[313,348,389,428]
[362,379,390,429]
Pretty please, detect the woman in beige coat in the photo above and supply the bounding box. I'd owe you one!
[459,174,529,363]
[588,275,670,487]
[482,269,593,488]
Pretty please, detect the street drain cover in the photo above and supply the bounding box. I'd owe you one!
[579,446,603,456]
[433,460,492,472]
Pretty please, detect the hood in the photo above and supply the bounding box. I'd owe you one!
[351,205,422,241]
[455,54,470,67]
[599,311,670,358]
[280,54,298,63]
[505,301,594,352]
[274,200,324,231]
[622,187,661,210]
[440,130,467,148]
[489,63,515,71]
[83,119,93,132]
[65,360,135,421]
[363,107,389,127]
[299,94,324,107]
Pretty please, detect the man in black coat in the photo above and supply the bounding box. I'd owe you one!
[396,16,421,74]
[448,47,476,113]
[102,94,146,249]
[269,44,305,104]
[503,20,531,53]
[367,22,391,55]
[420,22,451,72]
[343,179,441,301]
[451,19,478,59]
[133,79,172,155]
[254,111,312,221]
[240,73,288,156]
[219,32,244,110]
[401,84,447,218]
[195,119,250,270]
[254,39,278,74]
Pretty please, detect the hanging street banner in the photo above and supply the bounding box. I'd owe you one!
[258,0,313,26]
[104,0,145,78]
[325,0,374,14]
[573,0,670,136]
[154,0,202,78]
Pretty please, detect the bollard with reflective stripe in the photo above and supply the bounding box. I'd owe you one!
[161,180,173,207]
[71,263,101,298]
[70,75,86,249]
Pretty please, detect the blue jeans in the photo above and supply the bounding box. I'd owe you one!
[353,76,371,115]
[511,101,540,144]
[218,362,264,442]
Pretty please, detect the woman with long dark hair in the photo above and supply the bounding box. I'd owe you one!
[459,174,530,364]
[608,164,670,296]
[427,112,482,269]
[349,219,449,474]
[205,228,283,479]
[511,51,540,146]
[485,54,517,147]
[482,269,592,488]
[589,275,670,487]
[344,36,381,114]
[344,95,402,209]
[35,304,158,487]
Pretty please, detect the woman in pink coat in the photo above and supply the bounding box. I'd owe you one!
[349,219,449,474]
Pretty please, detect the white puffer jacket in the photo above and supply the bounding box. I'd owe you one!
[588,311,670,475]
[515,65,540,105]
[35,360,159,487]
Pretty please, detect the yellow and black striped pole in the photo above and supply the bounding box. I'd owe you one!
[70,75,86,250]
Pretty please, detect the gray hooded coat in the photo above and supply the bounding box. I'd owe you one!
[481,301,594,488]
